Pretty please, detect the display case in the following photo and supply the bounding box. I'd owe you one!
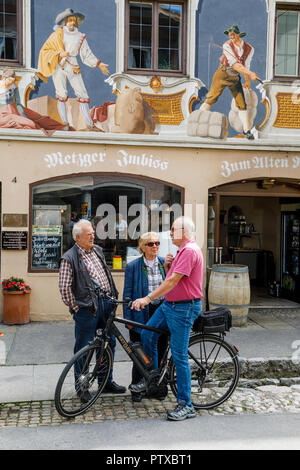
[281,212,300,302]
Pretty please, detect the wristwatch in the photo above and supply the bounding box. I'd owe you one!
[147,292,154,302]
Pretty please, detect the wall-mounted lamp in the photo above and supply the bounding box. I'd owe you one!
[257,179,275,189]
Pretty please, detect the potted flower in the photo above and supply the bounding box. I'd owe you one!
[2,277,31,325]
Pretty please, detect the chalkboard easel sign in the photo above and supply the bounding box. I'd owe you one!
[31,226,62,270]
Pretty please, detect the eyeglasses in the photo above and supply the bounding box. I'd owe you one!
[145,241,160,247]
[170,226,184,233]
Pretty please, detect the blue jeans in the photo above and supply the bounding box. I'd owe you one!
[141,300,201,406]
[74,296,116,384]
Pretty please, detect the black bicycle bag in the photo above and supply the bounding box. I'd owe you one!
[192,307,232,334]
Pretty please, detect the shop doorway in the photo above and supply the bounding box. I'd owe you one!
[208,178,300,307]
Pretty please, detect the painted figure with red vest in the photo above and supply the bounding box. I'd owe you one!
[200,25,260,139]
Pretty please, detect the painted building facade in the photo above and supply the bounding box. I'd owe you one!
[0,0,300,321]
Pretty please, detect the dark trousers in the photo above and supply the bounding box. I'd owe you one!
[129,303,167,386]
[74,296,116,384]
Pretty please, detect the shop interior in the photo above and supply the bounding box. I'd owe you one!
[208,178,300,307]
[31,175,182,270]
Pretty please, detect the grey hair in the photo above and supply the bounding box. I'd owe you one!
[138,231,159,254]
[174,216,195,236]
[72,219,93,241]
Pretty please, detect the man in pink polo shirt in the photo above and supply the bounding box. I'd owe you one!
[130,216,203,421]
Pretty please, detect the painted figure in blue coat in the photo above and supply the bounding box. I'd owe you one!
[123,232,168,402]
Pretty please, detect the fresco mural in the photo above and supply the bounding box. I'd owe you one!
[187,23,265,140]
[0,2,274,140]
[37,8,109,131]
[198,25,260,140]
[34,7,157,135]
[0,69,67,134]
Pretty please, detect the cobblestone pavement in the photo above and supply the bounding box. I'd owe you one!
[1,383,300,428]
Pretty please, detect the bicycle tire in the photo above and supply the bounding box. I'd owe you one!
[54,343,113,418]
[169,333,239,410]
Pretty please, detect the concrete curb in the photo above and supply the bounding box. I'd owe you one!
[239,357,300,379]
[1,356,300,405]
[0,361,132,404]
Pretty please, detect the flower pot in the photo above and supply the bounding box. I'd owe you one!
[3,291,30,325]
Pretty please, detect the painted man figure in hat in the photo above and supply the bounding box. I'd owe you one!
[200,25,260,139]
[38,8,109,130]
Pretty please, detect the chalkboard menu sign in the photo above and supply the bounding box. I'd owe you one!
[32,226,62,270]
[2,231,28,250]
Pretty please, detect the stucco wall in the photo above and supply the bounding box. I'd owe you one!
[0,138,208,321]
[1,134,300,321]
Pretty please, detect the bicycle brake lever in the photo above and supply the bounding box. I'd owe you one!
[125,297,132,308]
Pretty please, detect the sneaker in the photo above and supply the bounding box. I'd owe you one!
[128,378,146,394]
[167,402,196,421]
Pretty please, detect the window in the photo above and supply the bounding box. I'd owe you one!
[30,174,183,271]
[0,0,22,65]
[274,6,300,77]
[125,0,186,74]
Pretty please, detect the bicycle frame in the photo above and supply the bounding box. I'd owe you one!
[96,298,171,384]
[55,288,241,418]
[92,290,232,387]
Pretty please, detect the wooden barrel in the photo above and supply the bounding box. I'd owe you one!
[208,264,250,327]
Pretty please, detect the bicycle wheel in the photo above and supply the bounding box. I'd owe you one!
[169,333,239,410]
[54,343,113,418]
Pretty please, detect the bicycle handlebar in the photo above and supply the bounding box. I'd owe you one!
[94,286,132,308]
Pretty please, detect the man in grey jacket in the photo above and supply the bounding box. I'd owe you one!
[59,219,125,402]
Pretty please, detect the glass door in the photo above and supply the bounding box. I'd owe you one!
[207,192,221,267]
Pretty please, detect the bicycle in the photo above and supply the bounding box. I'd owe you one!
[54,289,240,418]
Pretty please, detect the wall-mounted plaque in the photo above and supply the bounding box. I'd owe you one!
[2,231,28,250]
[2,214,28,227]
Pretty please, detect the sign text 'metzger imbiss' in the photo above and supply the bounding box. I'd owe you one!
[44,150,169,171]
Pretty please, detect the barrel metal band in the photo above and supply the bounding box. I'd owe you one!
[209,302,250,309]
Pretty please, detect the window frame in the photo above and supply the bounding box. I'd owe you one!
[273,3,300,80]
[0,0,23,67]
[124,0,187,76]
[28,172,185,273]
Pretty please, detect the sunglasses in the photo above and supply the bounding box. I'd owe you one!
[145,241,160,247]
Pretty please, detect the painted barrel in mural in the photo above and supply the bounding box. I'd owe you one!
[208,264,250,327]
